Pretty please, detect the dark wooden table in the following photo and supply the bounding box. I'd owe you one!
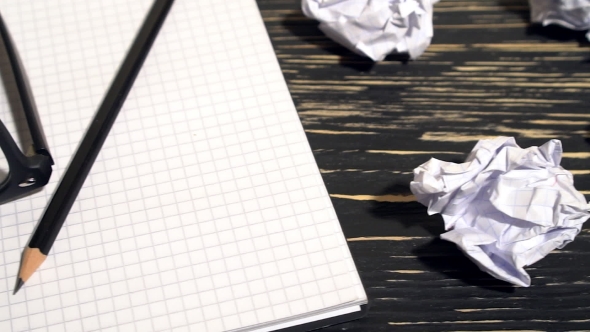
[258,0,590,331]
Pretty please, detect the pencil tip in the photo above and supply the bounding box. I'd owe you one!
[17,247,47,290]
[13,278,24,295]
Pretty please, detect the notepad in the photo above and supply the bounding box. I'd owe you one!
[0,1,368,331]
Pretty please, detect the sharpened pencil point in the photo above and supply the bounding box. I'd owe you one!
[16,247,47,291]
[13,278,23,295]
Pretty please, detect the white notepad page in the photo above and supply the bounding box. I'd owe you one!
[0,0,367,331]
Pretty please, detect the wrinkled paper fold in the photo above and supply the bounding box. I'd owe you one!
[410,137,590,286]
[302,0,438,61]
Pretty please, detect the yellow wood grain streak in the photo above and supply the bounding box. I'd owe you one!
[347,236,425,242]
[455,308,517,313]
[305,129,377,135]
[562,152,590,159]
[330,194,417,202]
[366,150,463,155]
[435,23,528,29]
[388,320,508,325]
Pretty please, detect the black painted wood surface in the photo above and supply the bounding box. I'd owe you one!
[257,0,590,331]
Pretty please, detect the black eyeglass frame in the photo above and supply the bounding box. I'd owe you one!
[0,13,53,205]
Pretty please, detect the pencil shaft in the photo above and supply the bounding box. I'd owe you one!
[28,0,174,255]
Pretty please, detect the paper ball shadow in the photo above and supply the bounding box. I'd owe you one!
[526,24,590,47]
[368,182,516,292]
[413,238,516,293]
[498,0,590,58]
[280,12,410,72]
[368,183,444,237]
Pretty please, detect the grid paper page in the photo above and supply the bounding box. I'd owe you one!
[0,0,367,331]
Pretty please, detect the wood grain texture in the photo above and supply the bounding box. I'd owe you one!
[257,0,590,331]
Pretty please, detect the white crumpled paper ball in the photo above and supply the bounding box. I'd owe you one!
[529,0,590,39]
[302,0,439,61]
[410,137,590,287]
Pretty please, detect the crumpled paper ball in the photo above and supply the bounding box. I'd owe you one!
[410,137,590,287]
[529,0,590,39]
[302,0,439,61]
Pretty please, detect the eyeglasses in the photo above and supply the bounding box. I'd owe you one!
[0,13,53,205]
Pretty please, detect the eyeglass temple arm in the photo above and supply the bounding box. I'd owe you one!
[0,117,52,205]
[0,13,53,164]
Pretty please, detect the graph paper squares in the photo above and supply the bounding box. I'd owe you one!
[0,0,366,331]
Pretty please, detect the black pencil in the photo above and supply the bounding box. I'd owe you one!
[14,0,174,294]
